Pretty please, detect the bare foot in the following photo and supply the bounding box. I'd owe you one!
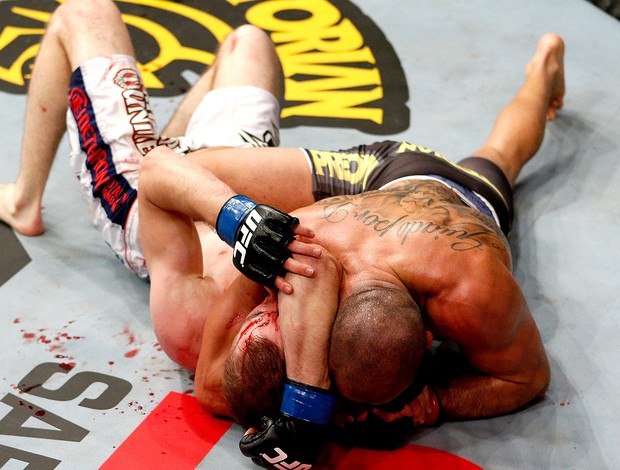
[0,183,45,236]
[527,33,566,121]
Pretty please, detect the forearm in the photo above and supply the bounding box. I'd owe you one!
[433,373,548,420]
[427,271,550,421]
[282,324,331,389]
[278,252,342,389]
[140,146,235,225]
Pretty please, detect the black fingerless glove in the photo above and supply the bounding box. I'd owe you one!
[216,195,299,287]
[239,380,337,469]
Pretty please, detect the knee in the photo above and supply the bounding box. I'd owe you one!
[52,0,101,18]
[230,24,271,45]
[221,24,275,58]
[46,0,72,35]
[48,0,115,34]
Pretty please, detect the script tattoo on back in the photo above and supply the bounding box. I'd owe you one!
[317,180,508,252]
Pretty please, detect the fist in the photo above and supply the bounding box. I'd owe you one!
[239,415,325,469]
[216,196,299,287]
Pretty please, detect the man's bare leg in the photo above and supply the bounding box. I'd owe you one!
[0,0,134,235]
[163,25,281,136]
[0,15,71,235]
[472,33,566,186]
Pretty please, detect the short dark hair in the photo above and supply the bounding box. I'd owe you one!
[222,336,286,428]
[329,287,426,404]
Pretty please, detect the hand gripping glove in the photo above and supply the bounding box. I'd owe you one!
[239,380,337,469]
[216,195,299,287]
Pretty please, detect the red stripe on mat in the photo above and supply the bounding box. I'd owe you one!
[331,444,483,469]
[100,391,232,469]
[102,391,481,469]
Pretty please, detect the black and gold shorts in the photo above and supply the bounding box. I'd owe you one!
[302,140,513,235]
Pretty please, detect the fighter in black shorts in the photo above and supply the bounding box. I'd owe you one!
[215,32,565,468]
[0,3,566,466]
[304,140,513,235]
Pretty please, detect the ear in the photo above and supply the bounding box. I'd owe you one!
[425,330,433,350]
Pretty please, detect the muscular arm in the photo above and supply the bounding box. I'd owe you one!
[139,148,227,371]
[139,149,270,414]
[140,146,237,225]
[139,147,330,415]
[186,146,315,213]
[278,250,343,389]
[427,259,550,421]
[140,145,318,292]
[237,251,342,468]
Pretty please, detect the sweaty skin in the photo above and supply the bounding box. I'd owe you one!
[193,28,565,420]
[145,33,564,422]
[290,180,548,421]
[0,0,564,432]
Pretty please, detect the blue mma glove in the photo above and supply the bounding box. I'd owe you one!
[216,195,299,287]
[239,380,337,469]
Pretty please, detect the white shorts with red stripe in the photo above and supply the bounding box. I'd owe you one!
[66,55,280,280]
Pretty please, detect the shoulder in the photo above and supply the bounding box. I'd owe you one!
[426,251,523,347]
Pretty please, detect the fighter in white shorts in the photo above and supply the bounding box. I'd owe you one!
[66,55,280,280]
[0,0,284,283]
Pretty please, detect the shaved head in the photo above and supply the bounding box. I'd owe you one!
[329,287,426,404]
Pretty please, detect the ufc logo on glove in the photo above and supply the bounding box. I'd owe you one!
[233,209,262,267]
[215,195,299,287]
[261,447,312,470]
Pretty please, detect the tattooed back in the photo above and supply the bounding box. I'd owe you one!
[293,179,513,317]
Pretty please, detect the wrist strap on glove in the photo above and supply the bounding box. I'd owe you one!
[216,195,257,247]
[280,380,337,426]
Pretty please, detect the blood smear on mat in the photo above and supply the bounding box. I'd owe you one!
[124,349,139,358]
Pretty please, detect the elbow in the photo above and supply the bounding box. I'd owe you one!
[523,354,551,407]
[533,358,551,401]
[137,151,157,199]
[196,388,231,420]
[138,146,174,189]
[194,373,232,419]
[139,147,162,181]
[506,354,551,416]
[195,385,214,412]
